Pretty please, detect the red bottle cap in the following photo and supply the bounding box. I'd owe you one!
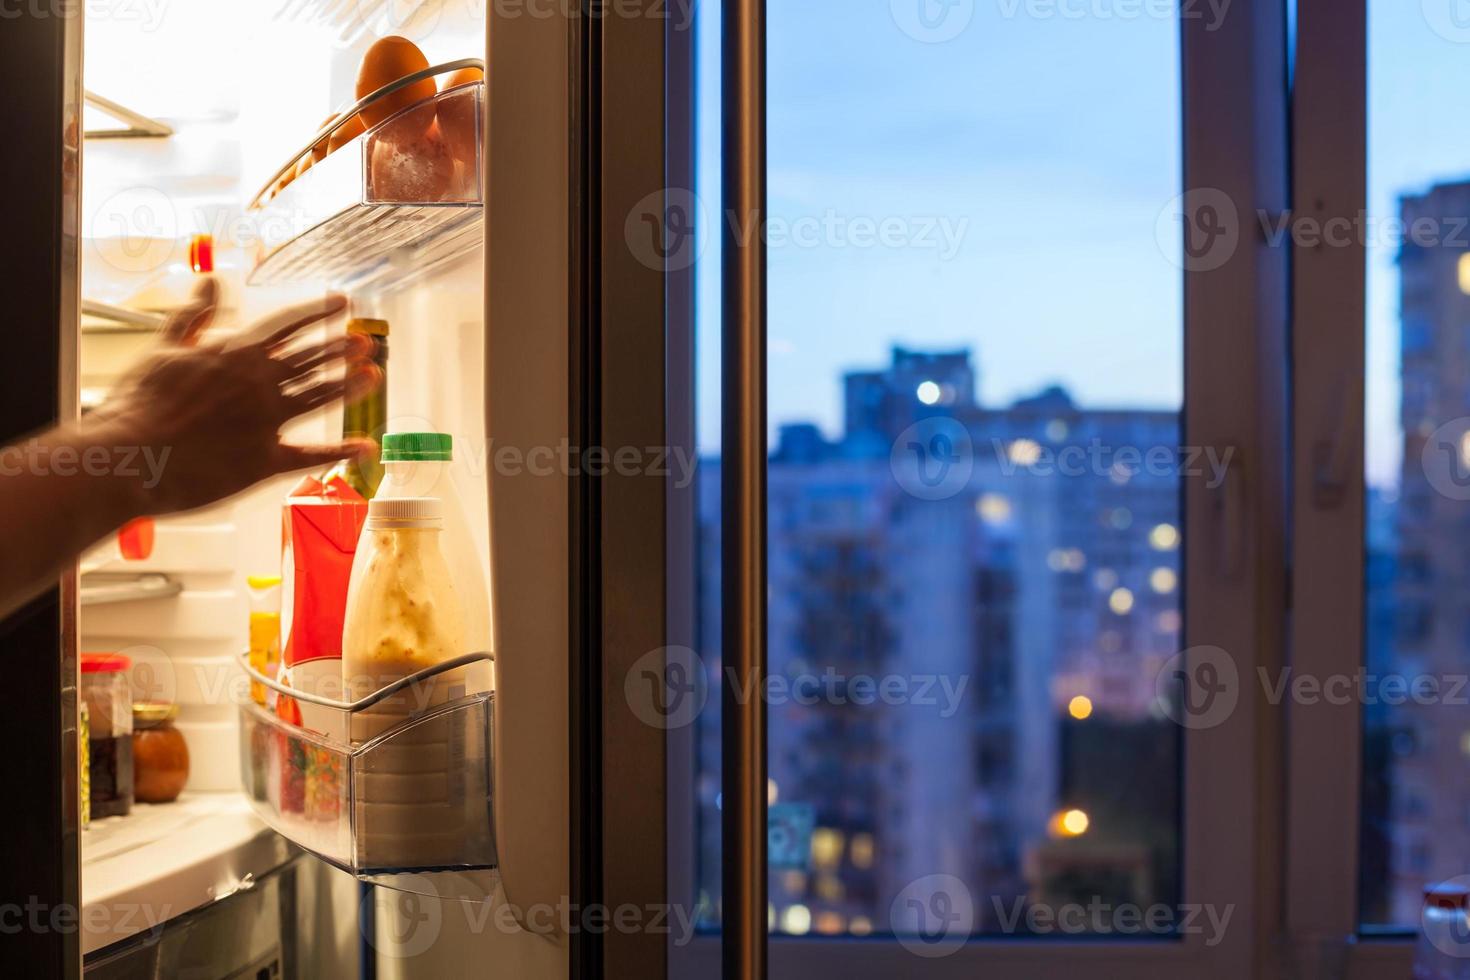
[117,518,154,561]
[81,652,132,673]
[188,233,214,274]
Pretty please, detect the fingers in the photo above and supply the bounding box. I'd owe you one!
[278,331,375,376]
[272,437,379,476]
[242,293,349,350]
[159,277,219,345]
[283,363,383,415]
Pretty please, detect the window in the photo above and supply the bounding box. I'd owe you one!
[1359,0,1470,933]
[678,0,1276,971]
[665,0,1436,976]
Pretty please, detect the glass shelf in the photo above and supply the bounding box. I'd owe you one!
[246,62,483,290]
[237,652,497,900]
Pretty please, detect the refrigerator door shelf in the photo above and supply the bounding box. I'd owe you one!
[247,64,484,291]
[237,651,498,901]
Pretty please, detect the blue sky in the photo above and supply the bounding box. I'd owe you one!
[694,0,1470,489]
[1368,1,1470,487]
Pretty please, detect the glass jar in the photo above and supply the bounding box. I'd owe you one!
[132,702,189,804]
[80,653,133,819]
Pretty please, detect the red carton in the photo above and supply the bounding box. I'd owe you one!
[281,471,367,675]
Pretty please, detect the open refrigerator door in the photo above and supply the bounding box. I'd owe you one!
[71,2,557,974]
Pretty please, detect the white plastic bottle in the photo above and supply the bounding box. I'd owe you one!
[375,432,492,691]
[341,495,467,869]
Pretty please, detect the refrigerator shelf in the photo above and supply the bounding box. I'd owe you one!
[237,651,498,900]
[246,61,483,290]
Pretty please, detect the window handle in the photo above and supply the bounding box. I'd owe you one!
[1311,369,1361,510]
[1211,456,1246,581]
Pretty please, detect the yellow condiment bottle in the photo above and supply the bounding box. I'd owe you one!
[247,575,282,707]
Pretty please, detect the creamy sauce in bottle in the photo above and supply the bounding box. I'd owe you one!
[341,496,467,869]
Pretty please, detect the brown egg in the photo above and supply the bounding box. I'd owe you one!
[294,154,312,181]
[311,113,337,162]
[356,36,436,135]
[327,113,366,154]
[436,66,483,167]
[368,124,456,203]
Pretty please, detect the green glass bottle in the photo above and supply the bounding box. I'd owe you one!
[342,317,389,498]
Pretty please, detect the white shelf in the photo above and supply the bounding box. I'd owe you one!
[81,792,291,956]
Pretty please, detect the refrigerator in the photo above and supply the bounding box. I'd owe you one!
[0,1,680,976]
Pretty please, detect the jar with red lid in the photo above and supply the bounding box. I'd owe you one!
[132,702,189,804]
[80,653,133,819]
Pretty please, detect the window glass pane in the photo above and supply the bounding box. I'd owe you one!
[693,0,1186,941]
[1361,0,1470,929]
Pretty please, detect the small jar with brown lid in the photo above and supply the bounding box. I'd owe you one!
[131,702,189,804]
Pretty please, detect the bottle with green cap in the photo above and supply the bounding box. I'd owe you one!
[342,318,389,498]
[376,432,492,689]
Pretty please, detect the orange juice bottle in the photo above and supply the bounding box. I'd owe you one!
[247,575,282,707]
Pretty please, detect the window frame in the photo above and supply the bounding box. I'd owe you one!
[666,0,1305,976]
[1287,0,1413,976]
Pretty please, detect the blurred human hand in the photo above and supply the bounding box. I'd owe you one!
[87,278,382,515]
